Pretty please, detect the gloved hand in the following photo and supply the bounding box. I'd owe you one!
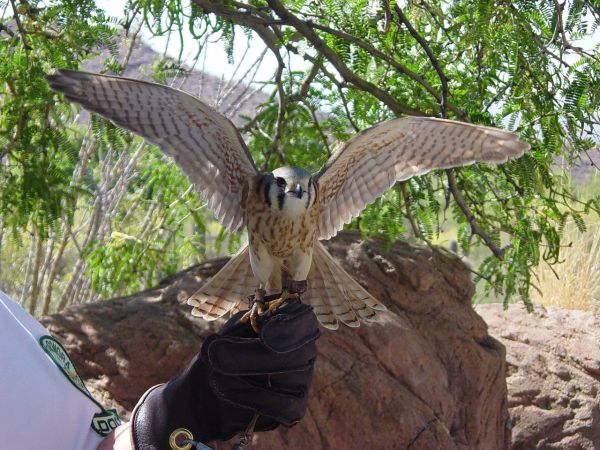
[130,298,320,449]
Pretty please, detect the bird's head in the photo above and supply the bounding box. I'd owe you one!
[265,166,317,217]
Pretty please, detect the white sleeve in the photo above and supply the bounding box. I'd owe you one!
[0,291,120,450]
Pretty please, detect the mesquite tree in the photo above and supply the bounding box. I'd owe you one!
[1,0,598,313]
[138,0,600,305]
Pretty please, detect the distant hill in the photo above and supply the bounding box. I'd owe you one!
[556,148,600,184]
[82,35,268,127]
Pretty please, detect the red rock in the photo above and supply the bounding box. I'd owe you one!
[478,303,600,449]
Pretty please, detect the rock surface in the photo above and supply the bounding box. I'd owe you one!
[42,231,509,449]
[477,304,600,450]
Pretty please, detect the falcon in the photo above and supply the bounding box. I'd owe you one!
[47,69,530,330]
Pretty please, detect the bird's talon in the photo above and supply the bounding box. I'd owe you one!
[242,299,266,334]
[239,311,251,323]
[267,297,285,312]
[240,286,298,330]
[250,314,261,334]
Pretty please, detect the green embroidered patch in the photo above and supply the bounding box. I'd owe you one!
[92,409,121,436]
[39,335,121,436]
[39,336,89,395]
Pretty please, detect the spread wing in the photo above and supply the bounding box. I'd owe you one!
[315,116,530,240]
[46,69,258,232]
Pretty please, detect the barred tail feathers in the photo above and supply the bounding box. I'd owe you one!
[187,244,254,320]
[308,242,385,329]
[188,241,385,327]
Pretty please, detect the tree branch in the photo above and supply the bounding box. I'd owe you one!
[264,0,426,117]
[446,169,505,260]
[301,98,331,156]
[289,59,321,102]
[400,182,423,239]
[9,0,30,51]
[303,54,360,131]
[306,21,467,120]
[552,0,599,61]
[0,22,16,38]
[194,0,281,27]
[193,0,429,117]
[394,5,448,118]
[253,26,287,169]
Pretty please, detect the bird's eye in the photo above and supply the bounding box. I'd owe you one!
[276,177,287,187]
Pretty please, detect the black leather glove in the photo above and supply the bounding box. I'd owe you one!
[131,298,320,449]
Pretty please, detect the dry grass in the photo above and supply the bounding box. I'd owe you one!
[532,220,600,313]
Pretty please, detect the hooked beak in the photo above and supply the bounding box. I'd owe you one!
[289,183,303,198]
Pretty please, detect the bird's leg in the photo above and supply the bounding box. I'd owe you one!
[267,279,307,312]
[249,291,265,335]
[240,287,267,334]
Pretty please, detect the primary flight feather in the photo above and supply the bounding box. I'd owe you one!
[47,69,530,330]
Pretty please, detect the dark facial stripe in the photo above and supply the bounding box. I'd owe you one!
[305,176,313,208]
[278,191,285,210]
[264,178,272,208]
